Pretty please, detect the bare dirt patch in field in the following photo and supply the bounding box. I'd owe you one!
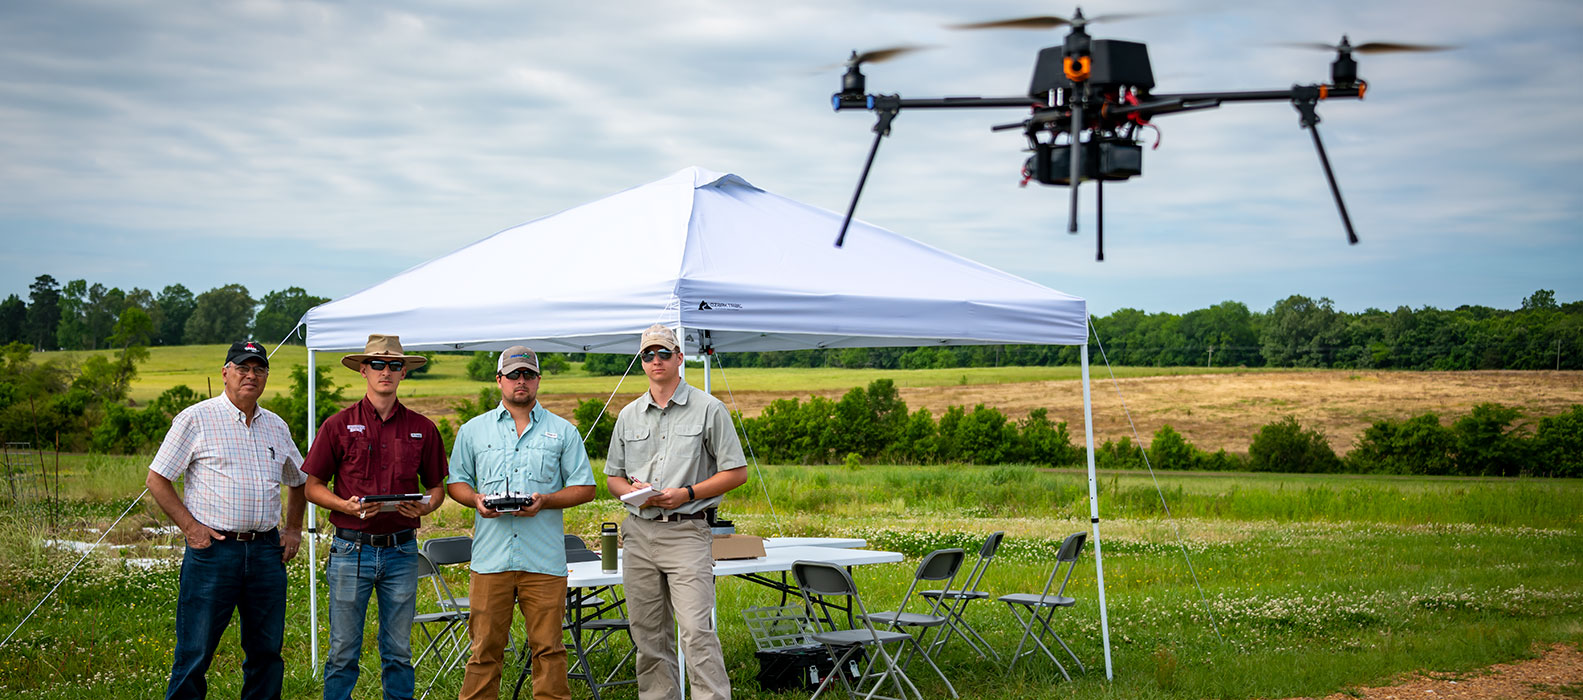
[1289,642,1583,700]
[408,371,1583,455]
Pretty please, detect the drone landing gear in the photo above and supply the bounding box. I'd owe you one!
[836,97,901,248]
[1292,88,1360,245]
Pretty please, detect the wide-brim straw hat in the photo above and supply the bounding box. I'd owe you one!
[341,334,428,371]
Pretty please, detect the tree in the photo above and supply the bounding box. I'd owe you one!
[183,284,255,344]
[55,278,89,350]
[110,307,156,348]
[252,287,328,344]
[1261,295,1344,367]
[539,353,570,375]
[84,283,125,349]
[1522,289,1558,312]
[0,295,25,345]
[1148,424,1199,470]
[1248,416,1340,473]
[156,284,196,346]
[466,351,500,381]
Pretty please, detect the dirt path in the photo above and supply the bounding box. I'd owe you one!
[1293,643,1583,700]
[404,370,1583,455]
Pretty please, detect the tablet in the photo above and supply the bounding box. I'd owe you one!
[362,494,424,502]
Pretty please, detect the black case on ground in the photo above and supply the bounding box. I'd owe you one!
[753,644,865,691]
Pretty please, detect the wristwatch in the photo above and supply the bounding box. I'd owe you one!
[685,485,696,501]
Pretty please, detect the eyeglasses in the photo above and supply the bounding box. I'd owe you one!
[500,369,539,381]
[640,349,675,363]
[229,363,269,376]
[365,360,405,372]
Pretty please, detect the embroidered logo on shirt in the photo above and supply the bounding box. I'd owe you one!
[410,432,422,438]
[545,432,558,439]
[348,425,366,433]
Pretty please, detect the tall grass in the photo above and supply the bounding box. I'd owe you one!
[3,462,1578,699]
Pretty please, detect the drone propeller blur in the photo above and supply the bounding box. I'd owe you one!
[830,8,1452,260]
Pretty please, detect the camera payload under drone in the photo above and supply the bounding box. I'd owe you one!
[830,8,1449,260]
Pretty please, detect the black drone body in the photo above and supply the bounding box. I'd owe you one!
[831,9,1445,260]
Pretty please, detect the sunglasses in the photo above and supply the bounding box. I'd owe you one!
[500,369,539,381]
[229,363,269,376]
[640,349,675,363]
[365,360,404,372]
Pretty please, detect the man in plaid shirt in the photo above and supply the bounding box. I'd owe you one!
[146,341,308,700]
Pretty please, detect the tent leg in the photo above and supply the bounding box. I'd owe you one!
[1081,343,1114,680]
[702,350,710,394]
[307,350,320,675]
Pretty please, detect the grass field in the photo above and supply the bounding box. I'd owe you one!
[1,455,1578,699]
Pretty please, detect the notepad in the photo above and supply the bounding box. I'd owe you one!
[618,485,657,506]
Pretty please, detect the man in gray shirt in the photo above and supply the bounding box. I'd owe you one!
[605,324,747,700]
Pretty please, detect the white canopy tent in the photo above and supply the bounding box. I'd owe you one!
[298,166,1115,678]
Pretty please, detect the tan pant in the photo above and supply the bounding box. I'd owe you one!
[622,515,730,700]
[458,571,570,700]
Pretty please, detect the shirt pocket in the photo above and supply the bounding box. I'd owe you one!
[621,426,652,481]
[474,447,510,494]
[525,435,562,486]
[340,432,372,479]
[394,433,425,492]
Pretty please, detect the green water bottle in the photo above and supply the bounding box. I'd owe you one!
[600,522,619,573]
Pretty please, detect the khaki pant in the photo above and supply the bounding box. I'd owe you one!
[622,515,730,700]
[458,571,570,700]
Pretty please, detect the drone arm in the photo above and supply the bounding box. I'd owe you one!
[1291,86,1359,245]
[835,96,902,247]
[833,95,1036,112]
[1107,85,1364,119]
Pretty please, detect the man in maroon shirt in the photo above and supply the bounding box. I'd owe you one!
[304,334,448,700]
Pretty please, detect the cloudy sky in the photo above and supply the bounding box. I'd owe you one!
[2,0,1579,317]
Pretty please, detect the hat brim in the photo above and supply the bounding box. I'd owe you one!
[341,354,428,372]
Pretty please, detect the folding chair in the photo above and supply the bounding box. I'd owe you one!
[859,548,965,681]
[792,560,957,700]
[921,531,1004,662]
[413,549,471,699]
[998,531,1086,679]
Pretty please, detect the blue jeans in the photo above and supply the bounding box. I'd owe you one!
[323,536,420,700]
[165,530,288,700]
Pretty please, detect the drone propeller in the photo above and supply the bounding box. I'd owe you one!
[847,45,931,66]
[948,11,1148,31]
[1277,38,1456,54]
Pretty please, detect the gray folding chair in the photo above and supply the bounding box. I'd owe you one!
[792,560,956,700]
[413,549,471,699]
[859,548,964,682]
[998,531,1087,679]
[921,531,1004,661]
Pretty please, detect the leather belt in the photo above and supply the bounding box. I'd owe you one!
[335,528,416,547]
[213,528,277,542]
[646,511,709,523]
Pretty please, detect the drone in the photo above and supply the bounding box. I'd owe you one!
[830,8,1450,260]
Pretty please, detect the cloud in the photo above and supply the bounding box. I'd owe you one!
[0,0,1578,314]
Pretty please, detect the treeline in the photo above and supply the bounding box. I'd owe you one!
[570,379,1581,478]
[585,291,1582,372]
[7,275,1577,370]
[1,274,326,351]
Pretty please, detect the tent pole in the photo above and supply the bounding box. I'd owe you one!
[307,350,320,674]
[1081,343,1114,680]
